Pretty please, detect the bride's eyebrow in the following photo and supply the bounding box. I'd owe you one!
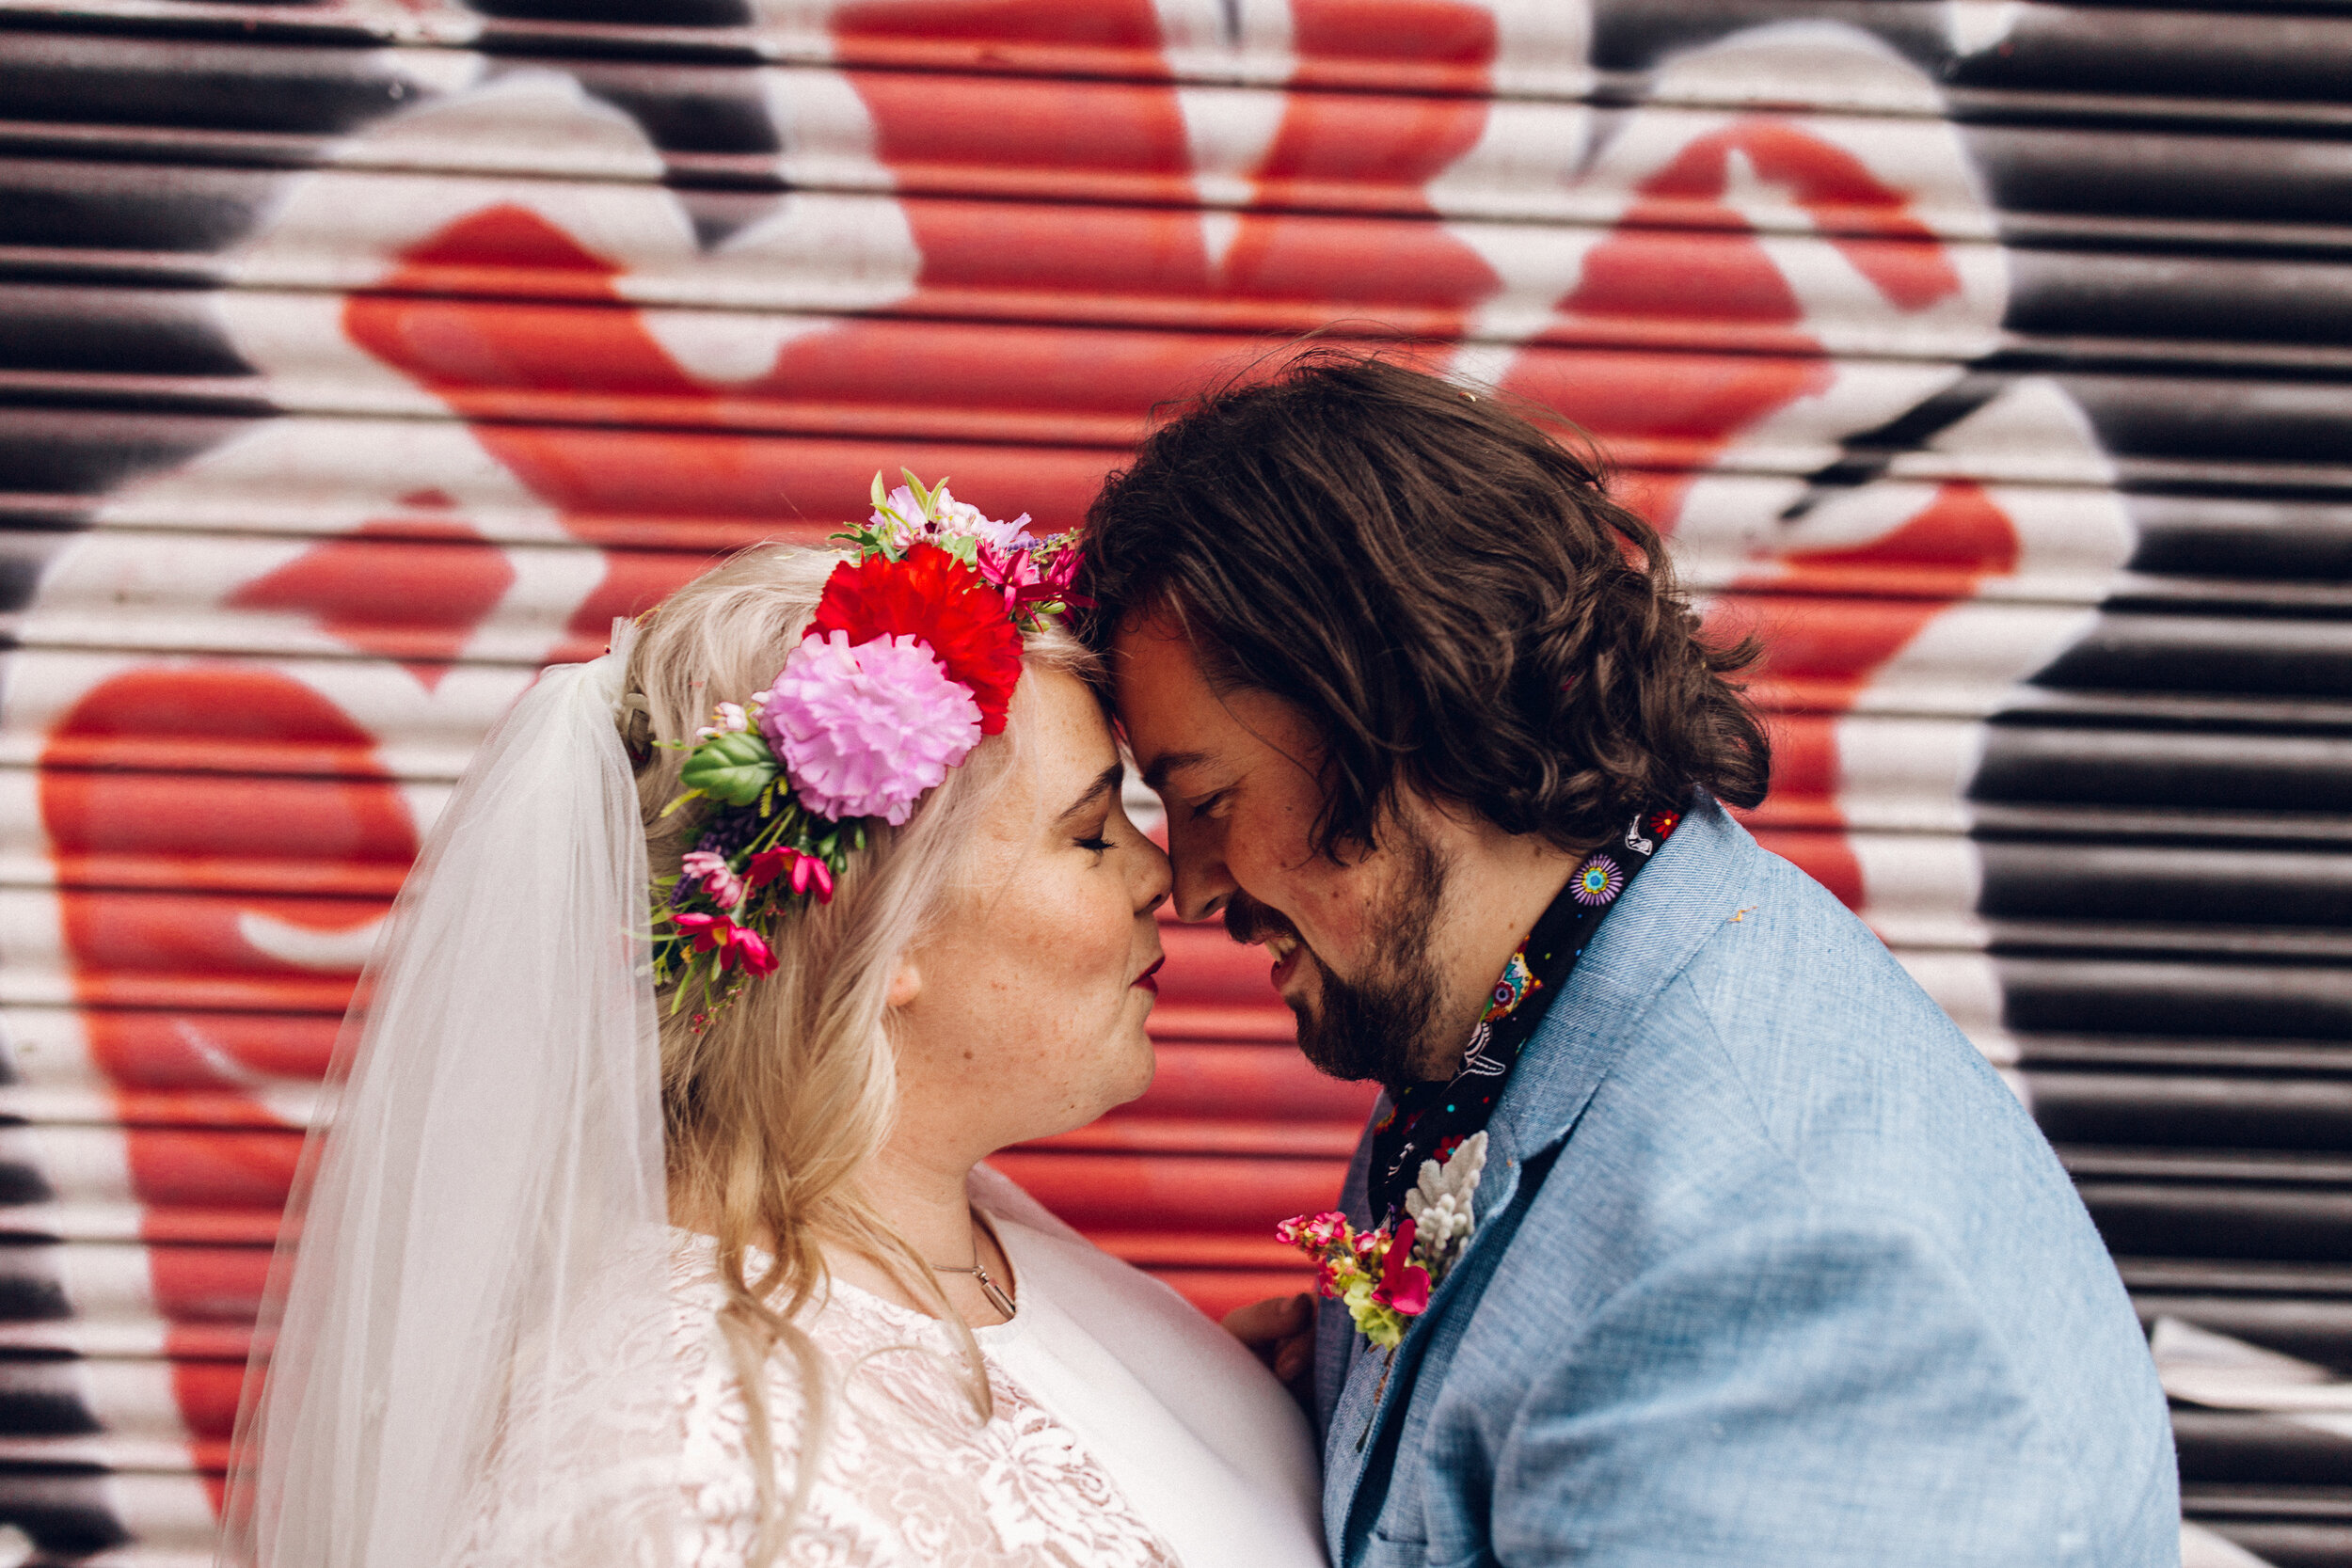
[1056,763,1124,826]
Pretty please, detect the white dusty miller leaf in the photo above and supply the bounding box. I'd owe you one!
[1405,1132,1488,1281]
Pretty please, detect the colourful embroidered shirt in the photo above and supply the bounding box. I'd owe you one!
[1366,806,1683,1227]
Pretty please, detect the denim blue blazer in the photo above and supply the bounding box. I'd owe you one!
[1311,799,2178,1567]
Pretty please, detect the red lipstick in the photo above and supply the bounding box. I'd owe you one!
[1133,957,1164,994]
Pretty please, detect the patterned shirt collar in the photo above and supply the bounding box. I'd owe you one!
[1366,805,1683,1227]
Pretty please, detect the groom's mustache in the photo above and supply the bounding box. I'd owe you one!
[1224,892,1301,952]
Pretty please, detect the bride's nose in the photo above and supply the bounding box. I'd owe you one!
[1131,836,1171,919]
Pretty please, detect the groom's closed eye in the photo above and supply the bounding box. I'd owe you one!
[1182,788,1232,820]
[1141,755,1232,816]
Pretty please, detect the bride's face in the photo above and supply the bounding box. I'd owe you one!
[887,667,1171,1156]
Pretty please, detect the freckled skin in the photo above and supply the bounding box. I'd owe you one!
[886,669,1171,1162]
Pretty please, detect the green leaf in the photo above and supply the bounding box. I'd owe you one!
[680,729,780,806]
[869,469,887,511]
[901,467,938,514]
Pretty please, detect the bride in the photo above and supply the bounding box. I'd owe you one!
[215,479,1327,1567]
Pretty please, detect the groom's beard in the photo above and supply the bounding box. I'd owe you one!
[1225,824,1453,1089]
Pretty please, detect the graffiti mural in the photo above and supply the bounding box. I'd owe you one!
[2,0,2348,1559]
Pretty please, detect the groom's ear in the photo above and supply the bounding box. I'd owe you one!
[885,955,923,1009]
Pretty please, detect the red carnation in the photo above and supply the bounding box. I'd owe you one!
[810,545,1025,735]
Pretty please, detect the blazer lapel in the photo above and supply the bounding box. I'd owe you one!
[1486,798,1761,1165]
[1321,797,1765,1560]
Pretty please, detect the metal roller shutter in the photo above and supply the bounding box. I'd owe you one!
[0,0,2344,1560]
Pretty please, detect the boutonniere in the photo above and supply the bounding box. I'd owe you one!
[1278,1132,1489,1350]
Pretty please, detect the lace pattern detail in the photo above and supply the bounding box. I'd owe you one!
[455,1237,1182,1568]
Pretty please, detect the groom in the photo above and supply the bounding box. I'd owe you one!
[1083,355,2177,1566]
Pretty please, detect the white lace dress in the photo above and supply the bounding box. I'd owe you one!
[455,1168,1327,1568]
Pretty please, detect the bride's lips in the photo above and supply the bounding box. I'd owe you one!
[1132,957,1164,994]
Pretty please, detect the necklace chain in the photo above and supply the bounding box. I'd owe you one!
[933,1258,1016,1322]
[932,1217,1016,1321]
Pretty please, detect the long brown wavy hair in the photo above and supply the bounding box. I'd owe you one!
[1081,349,1770,856]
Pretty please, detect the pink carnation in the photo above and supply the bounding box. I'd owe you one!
[762,631,981,825]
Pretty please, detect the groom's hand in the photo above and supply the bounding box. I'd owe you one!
[1224,1292,1316,1395]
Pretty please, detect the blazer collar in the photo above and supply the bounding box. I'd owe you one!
[1483,794,1758,1181]
[1322,796,1761,1560]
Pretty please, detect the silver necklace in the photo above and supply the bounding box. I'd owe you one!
[934,1259,1016,1321]
[933,1230,1016,1321]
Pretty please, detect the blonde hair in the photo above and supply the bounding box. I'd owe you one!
[620,544,1093,1560]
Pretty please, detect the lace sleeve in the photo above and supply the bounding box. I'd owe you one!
[448,1245,696,1568]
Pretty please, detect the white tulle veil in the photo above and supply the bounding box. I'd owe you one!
[216,622,682,1568]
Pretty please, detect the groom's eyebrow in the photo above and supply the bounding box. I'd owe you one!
[1141,750,1213,792]
[1057,763,1124,824]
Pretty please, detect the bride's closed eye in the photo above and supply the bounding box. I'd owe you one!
[1057,762,1125,857]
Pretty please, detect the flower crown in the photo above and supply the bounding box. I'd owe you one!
[652,472,1087,1026]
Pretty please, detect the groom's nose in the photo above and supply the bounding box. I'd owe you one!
[1165,808,1236,925]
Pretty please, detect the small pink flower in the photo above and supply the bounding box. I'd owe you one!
[976,540,1041,607]
[675,911,775,976]
[679,850,745,911]
[1034,544,1092,609]
[695,701,749,741]
[732,926,777,977]
[1279,1211,1350,1253]
[762,631,982,826]
[1375,1215,1431,1317]
[977,541,1092,612]
[748,846,835,904]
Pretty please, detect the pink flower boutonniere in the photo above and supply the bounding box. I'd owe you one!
[1279,1132,1489,1350]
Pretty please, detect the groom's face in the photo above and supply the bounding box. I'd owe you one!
[1114,616,1452,1085]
